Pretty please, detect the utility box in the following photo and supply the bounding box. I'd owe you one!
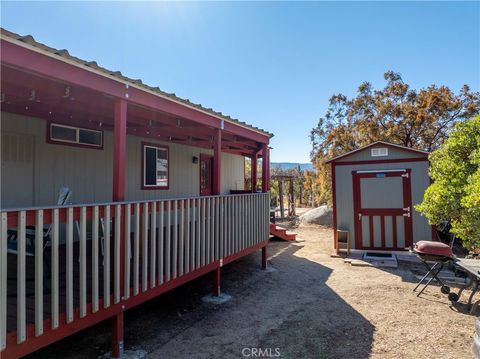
[326,141,433,251]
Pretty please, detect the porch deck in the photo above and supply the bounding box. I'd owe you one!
[1,193,270,358]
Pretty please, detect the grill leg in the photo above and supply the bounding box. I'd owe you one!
[414,262,441,291]
[416,262,445,297]
[413,262,439,292]
[468,279,479,311]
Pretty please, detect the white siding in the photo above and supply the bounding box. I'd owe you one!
[1,112,246,208]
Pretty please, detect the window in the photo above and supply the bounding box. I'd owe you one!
[143,143,169,189]
[49,123,103,148]
[371,147,388,157]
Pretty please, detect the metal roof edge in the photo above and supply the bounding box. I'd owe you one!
[325,141,429,164]
[0,28,273,139]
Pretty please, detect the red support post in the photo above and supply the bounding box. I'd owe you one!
[213,267,221,296]
[111,313,124,358]
[261,145,270,192]
[261,246,267,269]
[213,128,222,195]
[251,154,258,193]
[112,98,127,358]
[113,99,127,201]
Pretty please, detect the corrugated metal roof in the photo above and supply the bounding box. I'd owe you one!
[0,27,273,138]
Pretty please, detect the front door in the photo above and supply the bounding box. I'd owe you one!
[200,154,213,196]
[352,169,413,250]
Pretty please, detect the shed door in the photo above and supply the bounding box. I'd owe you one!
[352,169,413,250]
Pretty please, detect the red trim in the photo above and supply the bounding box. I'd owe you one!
[4,239,269,358]
[402,169,413,247]
[199,154,213,196]
[223,240,268,265]
[212,267,221,296]
[140,141,170,190]
[329,157,428,166]
[251,154,258,192]
[369,216,374,248]
[1,40,270,144]
[331,163,338,250]
[113,99,127,201]
[360,208,405,215]
[352,171,362,249]
[380,215,386,249]
[392,216,398,249]
[352,170,413,250]
[325,141,429,163]
[111,312,124,357]
[5,299,123,359]
[261,145,269,192]
[213,129,221,195]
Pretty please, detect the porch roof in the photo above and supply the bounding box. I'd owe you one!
[0,28,272,156]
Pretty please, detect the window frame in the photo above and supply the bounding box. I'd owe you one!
[141,142,170,190]
[47,122,104,149]
[371,147,389,157]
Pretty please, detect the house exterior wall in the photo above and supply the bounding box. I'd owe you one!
[1,112,245,209]
[336,145,426,162]
[334,159,431,249]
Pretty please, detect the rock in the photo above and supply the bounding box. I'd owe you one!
[299,206,333,226]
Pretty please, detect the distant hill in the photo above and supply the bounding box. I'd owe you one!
[270,162,314,172]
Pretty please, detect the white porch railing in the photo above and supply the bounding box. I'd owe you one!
[0,192,270,355]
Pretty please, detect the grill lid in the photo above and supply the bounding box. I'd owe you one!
[414,240,454,258]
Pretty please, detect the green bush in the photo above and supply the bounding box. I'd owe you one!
[416,116,480,250]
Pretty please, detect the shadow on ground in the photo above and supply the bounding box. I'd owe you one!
[26,241,374,359]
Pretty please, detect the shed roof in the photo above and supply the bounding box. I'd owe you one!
[325,141,429,164]
[0,27,273,138]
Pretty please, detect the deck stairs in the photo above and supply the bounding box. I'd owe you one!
[269,223,297,241]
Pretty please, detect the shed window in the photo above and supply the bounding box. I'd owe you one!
[49,123,103,148]
[371,148,388,157]
[143,144,169,189]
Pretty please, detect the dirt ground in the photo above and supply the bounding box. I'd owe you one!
[27,223,476,359]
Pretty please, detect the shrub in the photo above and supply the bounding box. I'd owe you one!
[416,116,480,250]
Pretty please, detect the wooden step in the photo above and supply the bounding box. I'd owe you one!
[269,223,297,241]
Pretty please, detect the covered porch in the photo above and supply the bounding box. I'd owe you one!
[0,29,272,358]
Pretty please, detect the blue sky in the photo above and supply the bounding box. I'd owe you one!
[1,1,479,163]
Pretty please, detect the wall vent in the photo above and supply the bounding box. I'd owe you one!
[371,147,388,157]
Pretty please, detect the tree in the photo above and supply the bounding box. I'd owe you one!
[416,117,480,250]
[310,71,480,203]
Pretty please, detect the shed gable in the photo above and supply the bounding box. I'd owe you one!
[336,144,426,162]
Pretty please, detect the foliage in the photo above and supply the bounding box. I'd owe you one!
[310,71,480,202]
[416,117,480,249]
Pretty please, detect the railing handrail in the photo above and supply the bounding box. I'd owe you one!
[0,192,268,213]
